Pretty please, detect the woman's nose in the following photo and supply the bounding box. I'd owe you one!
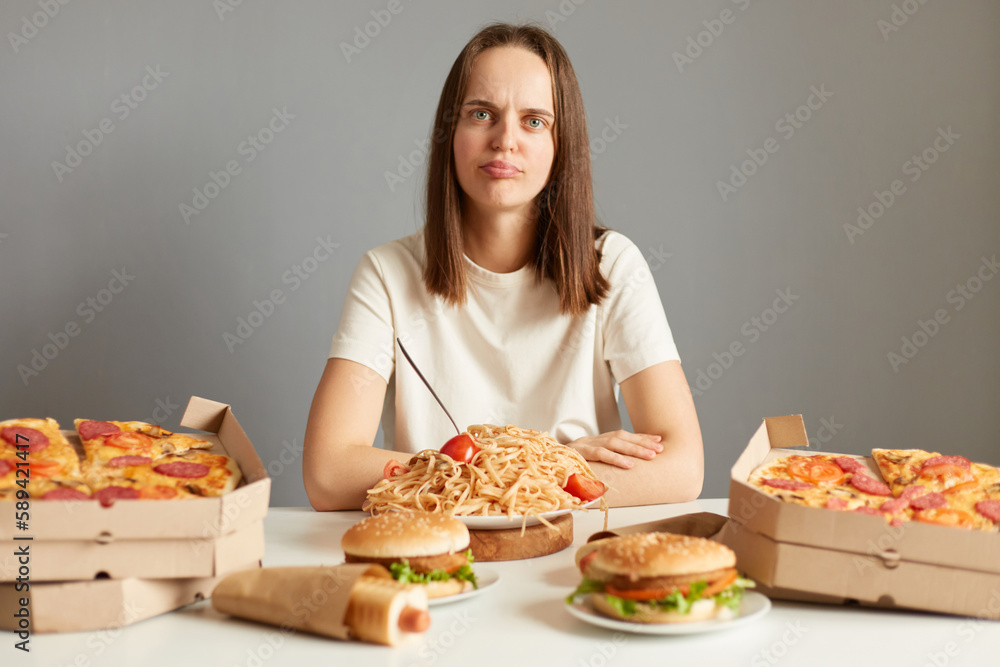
[491,116,517,152]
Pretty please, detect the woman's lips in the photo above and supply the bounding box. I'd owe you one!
[480,161,520,178]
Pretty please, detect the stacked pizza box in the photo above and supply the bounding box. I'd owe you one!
[0,397,270,633]
[717,415,1000,619]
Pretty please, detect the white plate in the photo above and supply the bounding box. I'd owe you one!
[428,568,500,606]
[565,591,771,635]
[454,500,599,531]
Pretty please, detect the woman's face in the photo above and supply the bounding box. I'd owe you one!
[453,46,556,221]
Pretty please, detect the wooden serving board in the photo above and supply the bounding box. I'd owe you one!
[468,514,573,562]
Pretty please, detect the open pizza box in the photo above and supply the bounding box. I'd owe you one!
[714,414,1000,619]
[0,397,269,632]
[0,396,270,543]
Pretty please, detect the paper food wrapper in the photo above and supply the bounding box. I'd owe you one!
[577,512,730,566]
[212,564,428,645]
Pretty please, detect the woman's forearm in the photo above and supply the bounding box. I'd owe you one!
[303,442,404,511]
[590,439,704,507]
[303,358,390,511]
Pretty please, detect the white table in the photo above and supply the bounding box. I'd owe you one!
[12,500,1000,667]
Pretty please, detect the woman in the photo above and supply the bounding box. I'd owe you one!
[304,23,703,511]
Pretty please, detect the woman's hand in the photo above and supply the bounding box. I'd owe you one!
[568,430,664,469]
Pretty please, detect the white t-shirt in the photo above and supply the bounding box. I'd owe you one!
[329,230,680,453]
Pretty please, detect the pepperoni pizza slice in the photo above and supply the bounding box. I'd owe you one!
[0,457,20,500]
[149,451,242,497]
[875,449,1000,531]
[0,445,91,500]
[88,450,241,500]
[0,416,243,504]
[749,453,894,512]
[74,419,214,467]
[0,417,82,477]
[871,449,947,495]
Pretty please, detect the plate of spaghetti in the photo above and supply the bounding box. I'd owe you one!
[366,424,608,532]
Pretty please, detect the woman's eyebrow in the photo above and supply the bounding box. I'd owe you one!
[462,99,554,120]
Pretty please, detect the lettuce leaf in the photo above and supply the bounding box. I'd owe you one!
[567,575,757,617]
[389,550,478,589]
[713,576,755,610]
[565,577,607,604]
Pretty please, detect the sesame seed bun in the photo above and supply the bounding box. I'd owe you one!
[341,511,470,559]
[591,533,735,579]
[421,578,474,599]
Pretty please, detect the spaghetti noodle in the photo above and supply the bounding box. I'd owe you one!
[366,424,608,530]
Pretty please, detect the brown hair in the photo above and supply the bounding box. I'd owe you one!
[423,22,608,316]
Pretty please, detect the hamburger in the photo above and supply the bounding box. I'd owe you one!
[342,511,477,599]
[568,532,753,623]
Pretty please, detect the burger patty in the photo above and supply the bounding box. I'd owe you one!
[605,567,733,592]
[344,551,468,574]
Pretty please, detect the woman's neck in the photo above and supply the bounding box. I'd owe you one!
[461,204,537,273]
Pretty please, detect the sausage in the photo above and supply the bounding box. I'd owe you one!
[850,473,891,496]
[398,606,430,633]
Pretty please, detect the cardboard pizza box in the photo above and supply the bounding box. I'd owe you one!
[0,396,270,542]
[0,397,269,582]
[0,560,260,633]
[0,518,264,582]
[720,415,1000,619]
[715,519,1000,619]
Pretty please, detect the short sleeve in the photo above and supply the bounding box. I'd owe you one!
[329,251,396,382]
[599,233,680,382]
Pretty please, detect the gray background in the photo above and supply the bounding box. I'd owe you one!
[2,0,997,507]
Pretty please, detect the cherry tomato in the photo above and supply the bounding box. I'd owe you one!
[440,434,480,463]
[563,473,606,502]
[578,550,599,575]
[383,459,410,479]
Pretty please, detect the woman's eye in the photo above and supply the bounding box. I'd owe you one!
[473,110,490,121]
[527,118,544,129]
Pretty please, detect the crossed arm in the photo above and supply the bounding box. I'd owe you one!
[303,358,703,511]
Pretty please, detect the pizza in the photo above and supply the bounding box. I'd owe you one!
[1,418,82,476]
[89,450,242,500]
[872,449,1000,530]
[750,448,1000,531]
[0,417,241,504]
[75,419,214,467]
[749,453,898,519]
[0,418,89,498]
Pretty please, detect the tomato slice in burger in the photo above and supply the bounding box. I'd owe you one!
[383,459,410,479]
[564,473,606,502]
[915,508,975,529]
[788,457,845,485]
[440,434,480,463]
[701,569,739,597]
